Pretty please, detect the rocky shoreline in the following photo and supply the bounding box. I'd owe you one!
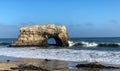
[76,63,120,69]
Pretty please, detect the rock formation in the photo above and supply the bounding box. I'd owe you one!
[10,24,70,47]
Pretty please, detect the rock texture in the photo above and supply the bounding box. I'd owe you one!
[10,24,70,47]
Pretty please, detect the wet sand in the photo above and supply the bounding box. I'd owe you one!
[0,56,120,71]
[0,56,80,71]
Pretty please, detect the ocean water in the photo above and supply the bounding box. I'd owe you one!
[0,38,120,68]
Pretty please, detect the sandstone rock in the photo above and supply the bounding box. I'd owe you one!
[10,24,70,47]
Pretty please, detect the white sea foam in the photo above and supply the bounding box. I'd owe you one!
[81,41,98,47]
[68,41,120,47]
[117,43,120,46]
[68,41,78,47]
[68,41,98,47]
[0,47,120,67]
[68,41,75,47]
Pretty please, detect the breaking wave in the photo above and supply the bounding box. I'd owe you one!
[68,41,120,47]
[0,42,11,45]
[0,48,120,67]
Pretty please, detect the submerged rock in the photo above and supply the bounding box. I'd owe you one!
[10,24,70,47]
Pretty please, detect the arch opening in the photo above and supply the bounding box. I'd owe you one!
[47,38,57,46]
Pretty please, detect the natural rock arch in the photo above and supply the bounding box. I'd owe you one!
[10,24,70,47]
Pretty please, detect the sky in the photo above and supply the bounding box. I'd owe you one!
[0,0,120,38]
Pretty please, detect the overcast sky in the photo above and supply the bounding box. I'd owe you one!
[0,0,120,38]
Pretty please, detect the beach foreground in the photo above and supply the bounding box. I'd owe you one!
[0,57,120,71]
[0,57,80,71]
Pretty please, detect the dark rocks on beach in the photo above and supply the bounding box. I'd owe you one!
[0,70,11,71]
[76,63,120,69]
[10,64,49,71]
[10,24,70,47]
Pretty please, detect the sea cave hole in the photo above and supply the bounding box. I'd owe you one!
[48,38,57,46]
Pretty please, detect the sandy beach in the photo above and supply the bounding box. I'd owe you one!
[0,56,119,71]
[0,57,81,71]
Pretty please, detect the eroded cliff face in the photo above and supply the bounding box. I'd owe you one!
[10,24,70,47]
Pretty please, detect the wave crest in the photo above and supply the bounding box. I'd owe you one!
[68,41,120,47]
[0,42,10,45]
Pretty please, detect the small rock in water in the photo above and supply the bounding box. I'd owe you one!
[44,59,51,61]
[6,59,10,63]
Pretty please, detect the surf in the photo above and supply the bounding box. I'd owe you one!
[68,41,120,47]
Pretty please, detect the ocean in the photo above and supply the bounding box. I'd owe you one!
[0,37,120,70]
